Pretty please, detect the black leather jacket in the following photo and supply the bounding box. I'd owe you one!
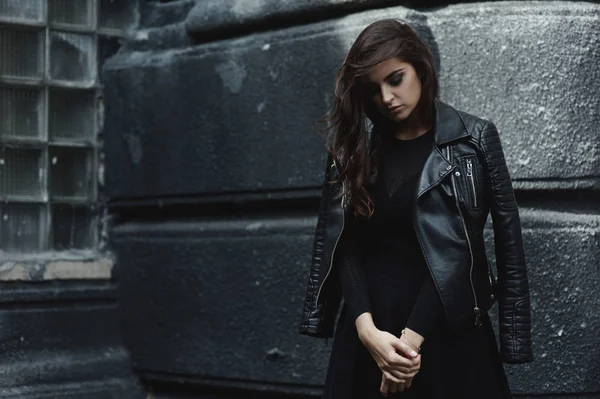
[299,99,533,364]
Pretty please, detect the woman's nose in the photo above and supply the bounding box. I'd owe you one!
[381,86,394,105]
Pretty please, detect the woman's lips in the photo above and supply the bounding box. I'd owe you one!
[388,105,404,114]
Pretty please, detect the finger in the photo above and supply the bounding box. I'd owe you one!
[380,374,389,396]
[389,382,397,393]
[405,378,413,389]
[386,362,418,375]
[414,354,422,367]
[389,354,420,370]
[387,368,413,381]
[405,360,421,373]
[391,339,419,358]
[398,382,406,392]
[383,371,406,385]
[404,356,421,373]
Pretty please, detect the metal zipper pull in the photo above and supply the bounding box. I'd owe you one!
[474,307,482,327]
[466,158,477,207]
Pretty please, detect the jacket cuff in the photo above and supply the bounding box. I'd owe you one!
[501,348,533,364]
[499,297,534,364]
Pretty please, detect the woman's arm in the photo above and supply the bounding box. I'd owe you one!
[480,120,533,364]
[405,273,444,343]
[337,217,372,323]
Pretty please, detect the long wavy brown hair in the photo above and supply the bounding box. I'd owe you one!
[321,19,438,219]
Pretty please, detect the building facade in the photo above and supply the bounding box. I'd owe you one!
[2,0,599,398]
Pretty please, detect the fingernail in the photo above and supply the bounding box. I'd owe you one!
[411,351,417,356]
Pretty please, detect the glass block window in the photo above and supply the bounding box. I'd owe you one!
[0,0,136,254]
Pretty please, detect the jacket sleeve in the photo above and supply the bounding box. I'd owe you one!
[479,120,533,364]
[299,150,338,337]
[338,215,371,323]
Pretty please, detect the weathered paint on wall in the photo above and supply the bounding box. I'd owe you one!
[105,1,600,397]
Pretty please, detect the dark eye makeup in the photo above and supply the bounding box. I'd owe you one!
[366,72,404,95]
[389,73,404,86]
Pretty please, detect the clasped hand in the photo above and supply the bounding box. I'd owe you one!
[361,329,421,396]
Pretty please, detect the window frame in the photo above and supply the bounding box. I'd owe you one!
[0,0,134,258]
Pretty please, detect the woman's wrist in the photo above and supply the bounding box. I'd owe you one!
[401,327,425,350]
[355,312,378,344]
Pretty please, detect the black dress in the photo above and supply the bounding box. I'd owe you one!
[322,128,512,399]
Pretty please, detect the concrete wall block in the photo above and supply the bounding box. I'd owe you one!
[428,2,600,184]
[485,209,600,395]
[104,7,428,199]
[111,217,332,393]
[0,282,144,398]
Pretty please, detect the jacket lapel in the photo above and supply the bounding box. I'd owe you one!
[416,146,454,199]
[416,99,469,201]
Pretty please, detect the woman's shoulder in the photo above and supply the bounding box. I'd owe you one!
[451,106,493,137]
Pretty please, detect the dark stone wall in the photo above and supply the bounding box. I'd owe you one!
[105,1,600,397]
[0,281,145,398]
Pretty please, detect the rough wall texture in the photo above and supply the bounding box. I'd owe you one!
[0,281,145,398]
[105,1,600,397]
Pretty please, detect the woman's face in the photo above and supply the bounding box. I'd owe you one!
[365,57,422,122]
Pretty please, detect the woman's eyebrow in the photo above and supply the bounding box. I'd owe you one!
[384,68,404,81]
[367,68,405,86]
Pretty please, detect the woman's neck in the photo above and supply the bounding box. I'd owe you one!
[392,109,432,140]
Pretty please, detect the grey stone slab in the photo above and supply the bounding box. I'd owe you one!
[104,7,428,199]
[111,216,333,390]
[0,282,144,398]
[485,209,600,395]
[427,2,600,184]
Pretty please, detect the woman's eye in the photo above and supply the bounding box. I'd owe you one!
[389,75,403,86]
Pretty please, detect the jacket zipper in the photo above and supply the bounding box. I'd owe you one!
[448,148,481,327]
[467,158,494,294]
[466,158,477,208]
[315,193,346,307]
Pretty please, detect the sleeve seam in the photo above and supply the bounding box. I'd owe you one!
[479,121,519,212]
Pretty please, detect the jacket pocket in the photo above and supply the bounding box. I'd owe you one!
[456,155,481,210]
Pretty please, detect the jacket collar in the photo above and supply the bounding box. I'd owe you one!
[415,99,468,200]
[367,99,468,151]
[432,98,469,146]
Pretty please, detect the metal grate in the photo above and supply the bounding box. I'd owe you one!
[49,146,93,201]
[0,0,132,253]
[0,147,45,201]
[51,204,94,250]
[49,0,93,28]
[50,32,95,83]
[0,86,44,140]
[0,204,46,251]
[49,88,95,143]
[0,26,43,79]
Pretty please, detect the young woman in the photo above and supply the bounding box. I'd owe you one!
[299,19,533,398]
